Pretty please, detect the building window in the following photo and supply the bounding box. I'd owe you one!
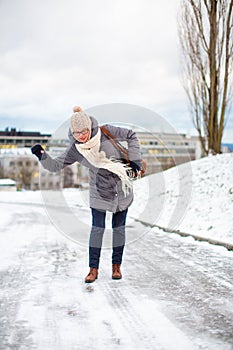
[148,149,159,154]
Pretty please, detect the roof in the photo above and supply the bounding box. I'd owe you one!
[0,178,16,186]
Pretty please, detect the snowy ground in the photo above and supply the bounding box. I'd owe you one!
[0,153,233,349]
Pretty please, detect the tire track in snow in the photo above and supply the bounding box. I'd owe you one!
[124,228,233,349]
[1,200,233,349]
[98,265,197,350]
[98,270,160,349]
[0,265,35,350]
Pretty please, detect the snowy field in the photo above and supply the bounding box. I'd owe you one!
[0,153,233,350]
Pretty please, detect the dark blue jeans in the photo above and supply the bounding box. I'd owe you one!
[89,208,128,268]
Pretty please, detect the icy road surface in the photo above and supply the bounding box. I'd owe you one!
[0,200,233,350]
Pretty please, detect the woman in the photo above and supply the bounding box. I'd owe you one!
[31,106,142,283]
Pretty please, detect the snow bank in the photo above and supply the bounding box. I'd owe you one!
[176,153,233,243]
[134,153,233,245]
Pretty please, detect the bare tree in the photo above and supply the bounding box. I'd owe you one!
[178,0,233,155]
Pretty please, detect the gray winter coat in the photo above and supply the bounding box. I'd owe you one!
[40,116,142,213]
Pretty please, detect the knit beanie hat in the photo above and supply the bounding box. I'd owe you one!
[70,110,92,133]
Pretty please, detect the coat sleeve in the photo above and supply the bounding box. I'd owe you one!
[104,124,142,166]
[40,143,90,172]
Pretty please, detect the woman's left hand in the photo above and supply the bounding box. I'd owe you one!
[129,161,142,178]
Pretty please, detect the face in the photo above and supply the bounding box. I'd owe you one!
[73,128,90,143]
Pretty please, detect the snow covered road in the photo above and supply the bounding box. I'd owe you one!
[0,199,233,350]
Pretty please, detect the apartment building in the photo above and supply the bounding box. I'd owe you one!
[0,128,51,148]
[136,131,202,174]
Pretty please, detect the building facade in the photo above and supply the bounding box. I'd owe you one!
[0,127,202,189]
[136,131,202,174]
[0,150,82,191]
[0,128,51,148]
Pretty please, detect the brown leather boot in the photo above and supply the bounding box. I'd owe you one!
[112,264,122,280]
[85,268,98,283]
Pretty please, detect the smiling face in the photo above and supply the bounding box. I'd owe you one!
[70,111,92,143]
[73,128,91,143]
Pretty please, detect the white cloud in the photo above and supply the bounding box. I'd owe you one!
[0,0,232,142]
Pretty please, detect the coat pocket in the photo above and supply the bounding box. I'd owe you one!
[96,169,119,200]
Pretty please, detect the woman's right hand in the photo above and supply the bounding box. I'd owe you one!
[31,144,45,160]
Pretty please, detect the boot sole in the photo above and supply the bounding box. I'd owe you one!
[112,276,122,280]
[85,280,96,283]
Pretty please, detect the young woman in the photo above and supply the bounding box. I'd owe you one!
[31,107,142,283]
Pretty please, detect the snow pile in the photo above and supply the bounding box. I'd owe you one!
[176,153,233,242]
[132,153,233,245]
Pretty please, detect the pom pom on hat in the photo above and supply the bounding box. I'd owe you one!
[70,107,92,133]
[73,106,82,113]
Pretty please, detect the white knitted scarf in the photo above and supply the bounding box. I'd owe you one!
[75,128,133,196]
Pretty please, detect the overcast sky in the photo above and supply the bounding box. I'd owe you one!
[0,0,232,142]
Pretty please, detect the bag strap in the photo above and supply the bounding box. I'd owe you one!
[100,125,146,177]
[100,125,129,162]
